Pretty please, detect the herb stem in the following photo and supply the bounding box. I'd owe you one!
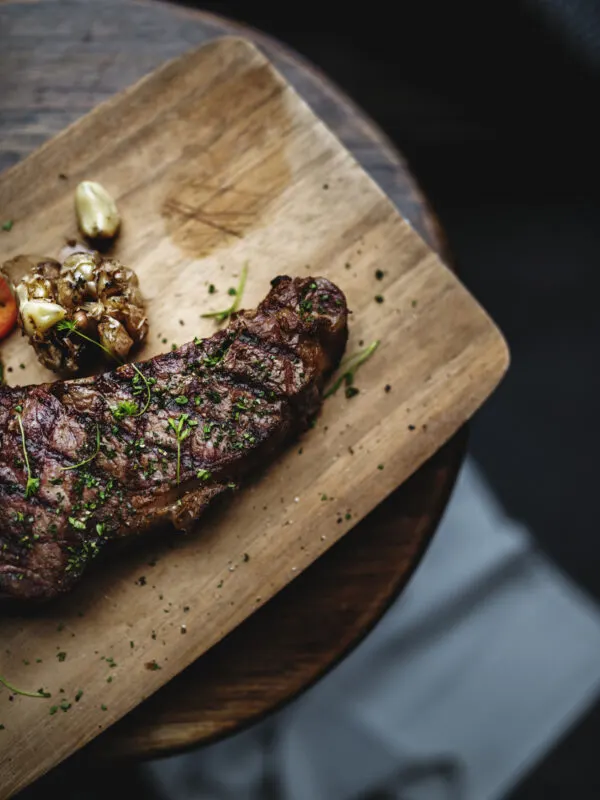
[324,340,380,399]
[60,425,101,471]
[0,675,50,699]
[201,262,248,323]
[16,412,39,498]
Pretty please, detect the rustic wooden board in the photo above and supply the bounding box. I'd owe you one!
[0,37,508,796]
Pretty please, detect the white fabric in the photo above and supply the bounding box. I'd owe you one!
[145,459,600,799]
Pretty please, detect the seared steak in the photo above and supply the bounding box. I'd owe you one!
[0,276,348,601]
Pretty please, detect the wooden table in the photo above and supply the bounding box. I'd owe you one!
[0,0,465,761]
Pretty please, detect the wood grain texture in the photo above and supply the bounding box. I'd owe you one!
[0,0,496,788]
[0,36,507,794]
[0,0,461,768]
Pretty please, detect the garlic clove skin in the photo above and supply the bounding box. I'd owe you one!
[75,181,120,240]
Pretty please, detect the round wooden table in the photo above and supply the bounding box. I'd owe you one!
[0,0,466,761]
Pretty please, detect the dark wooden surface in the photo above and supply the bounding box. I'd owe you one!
[0,0,465,759]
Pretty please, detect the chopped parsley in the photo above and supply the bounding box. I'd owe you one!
[112,399,138,420]
[1,220,13,232]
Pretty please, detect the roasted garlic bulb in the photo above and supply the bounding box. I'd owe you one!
[11,251,148,375]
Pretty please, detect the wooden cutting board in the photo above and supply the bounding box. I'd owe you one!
[0,37,508,797]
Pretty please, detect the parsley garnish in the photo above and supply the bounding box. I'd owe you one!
[201,262,248,323]
[196,468,211,480]
[1,220,13,232]
[112,400,138,420]
[15,412,39,499]
[324,341,380,399]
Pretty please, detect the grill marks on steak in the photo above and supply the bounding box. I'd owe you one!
[0,276,348,601]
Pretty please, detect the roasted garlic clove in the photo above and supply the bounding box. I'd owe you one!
[18,299,67,338]
[75,181,121,241]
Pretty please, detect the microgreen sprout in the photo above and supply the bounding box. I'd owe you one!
[15,412,39,498]
[0,675,50,699]
[168,413,192,485]
[324,340,380,399]
[201,262,248,324]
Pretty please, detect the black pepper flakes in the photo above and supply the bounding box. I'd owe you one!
[374,295,384,304]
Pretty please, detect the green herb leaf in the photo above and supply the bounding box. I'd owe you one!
[1,220,13,232]
[25,476,40,498]
[112,399,138,420]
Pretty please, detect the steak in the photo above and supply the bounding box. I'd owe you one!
[0,276,348,602]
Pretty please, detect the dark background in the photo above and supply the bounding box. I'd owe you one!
[178,1,600,797]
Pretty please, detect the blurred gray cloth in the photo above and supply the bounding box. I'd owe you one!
[144,458,600,799]
[528,0,600,68]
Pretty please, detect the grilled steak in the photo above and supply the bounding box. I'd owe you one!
[0,276,348,602]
